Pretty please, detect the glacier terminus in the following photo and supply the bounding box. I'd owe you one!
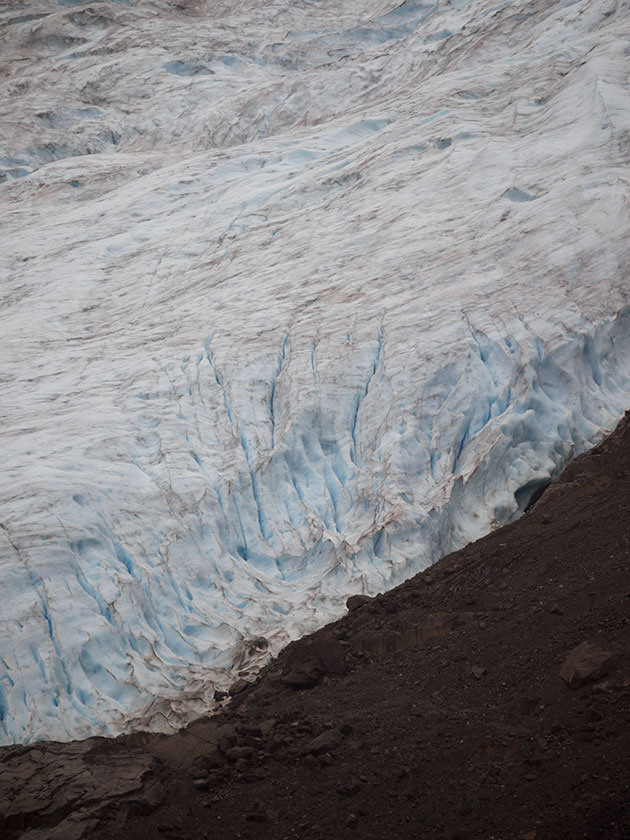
[1,0,629,745]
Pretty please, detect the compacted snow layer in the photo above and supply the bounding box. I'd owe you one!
[1,0,629,744]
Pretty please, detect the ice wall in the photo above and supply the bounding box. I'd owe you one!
[1,0,629,744]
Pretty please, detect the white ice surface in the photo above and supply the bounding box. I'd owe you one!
[1,0,629,744]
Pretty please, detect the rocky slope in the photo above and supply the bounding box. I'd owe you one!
[2,411,629,840]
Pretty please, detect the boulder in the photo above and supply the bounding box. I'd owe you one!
[228,678,250,697]
[282,635,346,688]
[225,746,253,763]
[304,729,342,755]
[346,594,372,612]
[0,740,164,837]
[559,639,622,689]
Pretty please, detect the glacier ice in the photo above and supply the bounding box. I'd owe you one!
[1,0,630,745]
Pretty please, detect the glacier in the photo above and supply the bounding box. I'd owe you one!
[1,0,629,745]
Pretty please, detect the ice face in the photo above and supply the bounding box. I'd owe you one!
[1,0,629,745]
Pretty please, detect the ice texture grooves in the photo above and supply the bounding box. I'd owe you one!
[1,0,630,745]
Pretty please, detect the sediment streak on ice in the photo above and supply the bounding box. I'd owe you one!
[1,0,629,744]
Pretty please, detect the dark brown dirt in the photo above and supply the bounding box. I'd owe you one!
[2,412,630,840]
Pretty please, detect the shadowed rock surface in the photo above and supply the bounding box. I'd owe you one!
[2,412,630,839]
